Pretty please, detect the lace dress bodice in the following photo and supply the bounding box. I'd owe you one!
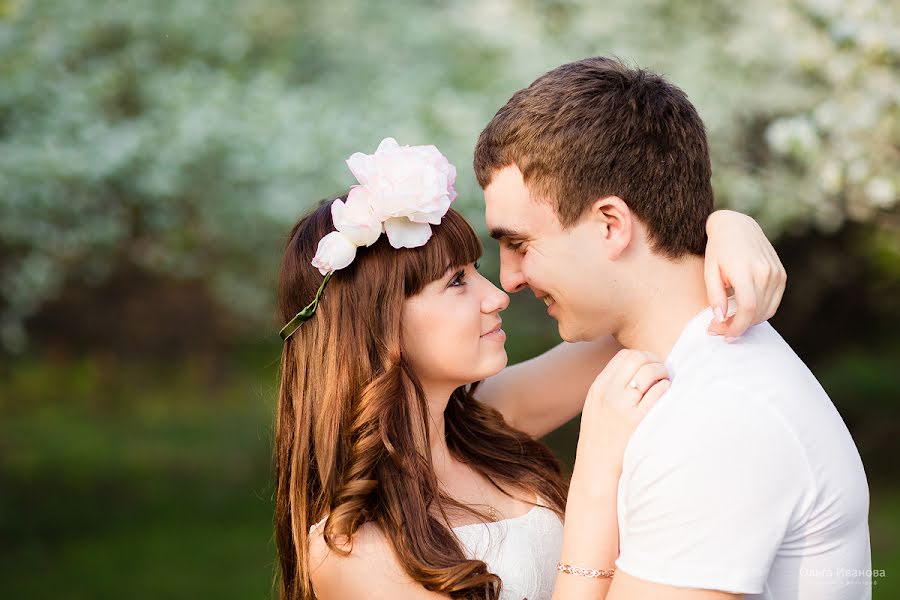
[452,501,563,600]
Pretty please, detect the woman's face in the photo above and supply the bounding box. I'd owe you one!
[401,262,510,391]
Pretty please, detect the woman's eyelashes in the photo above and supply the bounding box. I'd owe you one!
[449,263,479,288]
[449,269,467,287]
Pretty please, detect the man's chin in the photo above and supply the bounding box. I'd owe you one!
[555,319,579,343]
[556,318,604,343]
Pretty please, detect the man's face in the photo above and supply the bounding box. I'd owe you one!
[483,165,616,342]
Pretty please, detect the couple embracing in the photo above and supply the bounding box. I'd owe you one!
[273,57,871,600]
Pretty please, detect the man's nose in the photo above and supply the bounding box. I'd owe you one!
[499,252,527,294]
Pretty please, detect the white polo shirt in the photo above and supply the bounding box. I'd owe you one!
[615,308,872,599]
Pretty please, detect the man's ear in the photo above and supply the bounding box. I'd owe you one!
[590,196,633,260]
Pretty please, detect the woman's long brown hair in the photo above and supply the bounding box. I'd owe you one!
[274,200,568,599]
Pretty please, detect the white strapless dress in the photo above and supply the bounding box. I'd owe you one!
[453,500,563,600]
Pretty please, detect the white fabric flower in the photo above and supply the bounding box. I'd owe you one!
[331,187,382,247]
[311,136,458,274]
[383,217,434,248]
[311,231,357,275]
[347,137,457,228]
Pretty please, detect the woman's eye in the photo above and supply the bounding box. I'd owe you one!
[507,241,523,253]
[449,270,466,287]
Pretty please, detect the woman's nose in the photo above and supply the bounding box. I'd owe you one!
[483,282,510,313]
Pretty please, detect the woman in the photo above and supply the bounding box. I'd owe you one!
[274,139,784,599]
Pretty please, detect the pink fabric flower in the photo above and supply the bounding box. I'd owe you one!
[331,186,382,247]
[346,138,457,244]
[311,231,357,275]
[312,137,458,273]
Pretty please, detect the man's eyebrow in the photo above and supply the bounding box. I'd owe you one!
[489,227,526,241]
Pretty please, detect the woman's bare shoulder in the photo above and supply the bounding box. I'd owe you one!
[308,519,383,568]
[308,521,447,599]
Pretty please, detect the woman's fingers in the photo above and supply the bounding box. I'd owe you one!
[763,287,782,327]
[704,254,729,324]
[638,379,671,416]
[610,350,660,393]
[762,252,787,323]
[590,349,649,393]
[585,349,669,419]
[720,269,758,339]
[627,362,669,397]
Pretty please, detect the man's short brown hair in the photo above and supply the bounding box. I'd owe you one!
[474,56,714,258]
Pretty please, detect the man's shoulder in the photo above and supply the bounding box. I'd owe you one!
[626,378,807,474]
[685,321,808,380]
[622,382,813,514]
[644,375,776,431]
[667,322,823,411]
[624,322,831,475]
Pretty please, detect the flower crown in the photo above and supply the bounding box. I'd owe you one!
[280,137,458,341]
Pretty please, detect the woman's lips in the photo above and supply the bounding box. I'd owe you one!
[481,322,506,341]
[482,328,506,341]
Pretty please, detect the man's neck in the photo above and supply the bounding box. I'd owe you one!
[614,256,710,360]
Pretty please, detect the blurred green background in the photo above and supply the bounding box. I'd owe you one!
[1,0,898,597]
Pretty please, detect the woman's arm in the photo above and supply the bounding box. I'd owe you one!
[704,210,786,338]
[476,336,622,438]
[552,350,670,600]
[476,210,785,438]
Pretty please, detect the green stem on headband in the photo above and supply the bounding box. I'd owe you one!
[279,270,334,341]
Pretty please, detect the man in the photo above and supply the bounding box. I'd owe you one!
[475,57,872,599]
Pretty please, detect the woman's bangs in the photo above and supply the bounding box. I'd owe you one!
[404,209,483,296]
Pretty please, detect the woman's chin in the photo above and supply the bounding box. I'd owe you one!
[446,346,508,388]
[471,350,508,382]
[486,349,509,375]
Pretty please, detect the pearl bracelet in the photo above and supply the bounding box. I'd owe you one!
[556,562,616,579]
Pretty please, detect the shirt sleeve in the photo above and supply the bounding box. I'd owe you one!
[615,385,813,594]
